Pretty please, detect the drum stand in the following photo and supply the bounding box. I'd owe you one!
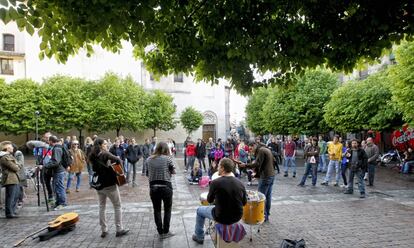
[246,223,262,242]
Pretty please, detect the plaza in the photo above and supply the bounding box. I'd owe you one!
[1,156,413,248]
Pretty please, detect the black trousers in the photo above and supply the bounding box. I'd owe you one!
[42,170,54,199]
[150,186,173,234]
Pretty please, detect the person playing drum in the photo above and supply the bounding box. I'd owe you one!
[192,158,247,244]
[239,141,275,222]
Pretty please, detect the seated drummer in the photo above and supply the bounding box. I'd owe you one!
[192,158,247,244]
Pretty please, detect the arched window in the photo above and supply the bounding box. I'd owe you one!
[3,34,15,51]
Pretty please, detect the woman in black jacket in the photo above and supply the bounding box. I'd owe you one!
[89,138,129,238]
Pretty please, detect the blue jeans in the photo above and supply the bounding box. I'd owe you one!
[300,163,317,186]
[87,163,94,186]
[66,172,81,190]
[403,161,414,173]
[368,163,376,186]
[194,206,214,240]
[324,160,341,184]
[284,157,296,174]
[318,154,327,172]
[258,176,275,221]
[186,156,196,171]
[347,168,365,194]
[54,172,66,206]
[5,184,20,217]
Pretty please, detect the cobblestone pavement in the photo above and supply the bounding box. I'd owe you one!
[0,156,413,248]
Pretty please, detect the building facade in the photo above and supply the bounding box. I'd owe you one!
[0,21,246,145]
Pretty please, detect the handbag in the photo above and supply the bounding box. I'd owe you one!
[90,172,104,190]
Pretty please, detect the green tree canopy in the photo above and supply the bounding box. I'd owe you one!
[324,70,401,133]
[261,69,338,135]
[142,90,177,136]
[1,1,413,94]
[92,73,146,136]
[0,79,43,139]
[180,107,203,136]
[40,75,94,135]
[390,41,414,124]
[245,87,269,135]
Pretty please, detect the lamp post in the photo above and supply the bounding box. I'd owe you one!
[35,111,40,140]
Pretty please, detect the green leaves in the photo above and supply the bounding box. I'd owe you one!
[0,74,178,137]
[142,90,177,136]
[180,107,203,136]
[2,0,412,94]
[247,69,338,135]
[389,41,414,125]
[323,70,400,133]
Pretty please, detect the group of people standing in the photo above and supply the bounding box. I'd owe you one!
[293,135,379,198]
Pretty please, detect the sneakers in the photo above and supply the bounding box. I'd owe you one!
[293,174,296,178]
[297,183,305,187]
[247,182,252,186]
[100,232,108,238]
[333,183,339,186]
[116,229,130,237]
[161,232,175,239]
[321,182,328,186]
[340,184,347,188]
[284,173,288,177]
[66,189,70,194]
[360,194,366,198]
[192,234,204,244]
[53,205,66,211]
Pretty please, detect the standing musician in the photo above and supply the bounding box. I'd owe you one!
[240,142,275,222]
[88,138,129,238]
[192,158,247,244]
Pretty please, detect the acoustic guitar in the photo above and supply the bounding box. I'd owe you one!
[14,212,79,247]
[111,163,127,186]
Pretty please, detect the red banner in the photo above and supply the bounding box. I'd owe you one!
[391,125,414,151]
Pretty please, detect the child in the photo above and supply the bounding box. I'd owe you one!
[188,160,202,184]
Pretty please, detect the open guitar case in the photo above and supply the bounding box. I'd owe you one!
[38,224,77,241]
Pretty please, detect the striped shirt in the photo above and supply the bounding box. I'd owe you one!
[147,155,176,187]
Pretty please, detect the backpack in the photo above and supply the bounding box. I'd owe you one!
[60,146,73,169]
[280,239,306,248]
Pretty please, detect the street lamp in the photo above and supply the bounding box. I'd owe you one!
[35,111,40,140]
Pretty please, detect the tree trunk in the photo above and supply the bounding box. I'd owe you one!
[116,128,120,137]
[25,132,30,154]
[153,128,157,137]
[78,129,83,149]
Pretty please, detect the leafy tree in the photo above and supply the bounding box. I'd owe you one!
[262,69,338,135]
[289,70,339,135]
[262,86,296,135]
[40,75,94,138]
[91,73,146,136]
[142,90,177,136]
[180,107,203,136]
[1,1,413,94]
[324,70,401,133]
[390,41,414,124]
[0,79,44,141]
[245,87,269,135]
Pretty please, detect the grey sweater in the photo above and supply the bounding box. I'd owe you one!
[147,155,176,188]
[364,144,379,164]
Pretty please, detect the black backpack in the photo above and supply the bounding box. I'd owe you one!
[60,146,73,169]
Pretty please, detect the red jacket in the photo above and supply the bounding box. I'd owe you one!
[186,144,196,156]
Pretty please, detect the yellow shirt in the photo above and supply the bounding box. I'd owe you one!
[328,142,342,161]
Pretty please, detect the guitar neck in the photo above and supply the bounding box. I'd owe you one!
[14,226,48,247]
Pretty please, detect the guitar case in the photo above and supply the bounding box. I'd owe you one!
[38,224,76,241]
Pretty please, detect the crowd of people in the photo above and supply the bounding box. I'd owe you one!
[1,131,413,243]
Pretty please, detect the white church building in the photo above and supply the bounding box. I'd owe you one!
[0,21,247,145]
